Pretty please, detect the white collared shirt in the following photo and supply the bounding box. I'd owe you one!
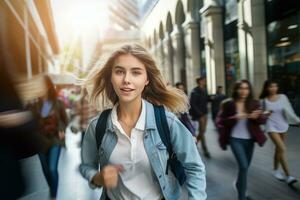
[107,99,162,200]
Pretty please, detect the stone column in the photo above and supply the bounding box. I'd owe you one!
[237,0,267,96]
[163,32,174,84]
[171,25,185,84]
[157,40,166,80]
[200,4,225,94]
[183,13,201,92]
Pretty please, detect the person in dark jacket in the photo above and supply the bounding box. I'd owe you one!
[189,77,210,158]
[211,86,227,124]
[175,82,196,137]
[216,80,267,200]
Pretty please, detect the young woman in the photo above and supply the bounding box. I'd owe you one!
[31,75,68,199]
[260,80,300,185]
[217,80,267,200]
[80,44,206,200]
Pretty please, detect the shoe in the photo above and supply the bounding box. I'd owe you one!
[286,176,297,185]
[272,170,285,181]
[233,181,250,199]
[246,196,253,200]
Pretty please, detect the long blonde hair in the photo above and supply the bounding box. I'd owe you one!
[85,44,189,113]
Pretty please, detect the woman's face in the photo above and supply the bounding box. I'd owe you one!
[111,54,149,104]
[267,83,278,96]
[238,82,250,99]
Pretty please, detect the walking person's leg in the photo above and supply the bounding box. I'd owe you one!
[197,115,210,158]
[230,138,252,200]
[47,145,61,198]
[244,140,254,198]
[269,133,289,175]
[269,132,297,184]
[244,140,254,167]
[39,152,50,185]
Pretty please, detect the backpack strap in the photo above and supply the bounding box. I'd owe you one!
[153,105,174,174]
[95,109,112,150]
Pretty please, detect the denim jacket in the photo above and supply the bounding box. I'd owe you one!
[80,101,206,200]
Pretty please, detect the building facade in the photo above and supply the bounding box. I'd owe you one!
[92,0,141,69]
[140,0,300,109]
[0,0,59,78]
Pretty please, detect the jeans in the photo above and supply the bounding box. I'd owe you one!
[39,145,61,198]
[230,138,254,200]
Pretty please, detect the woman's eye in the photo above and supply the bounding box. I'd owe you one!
[115,70,124,75]
[132,71,141,76]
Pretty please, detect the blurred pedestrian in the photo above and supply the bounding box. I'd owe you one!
[78,87,98,145]
[260,79,300,185]
[216,80,267,200]
[189,77,211,158]
[80,44,206,200]
[211,86,227,124]
[30,75,68,199]
[175,82,196,138]
[0,67,49,200]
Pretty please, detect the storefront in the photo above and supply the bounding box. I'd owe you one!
[265,0,300,115]
[223,0,240,95]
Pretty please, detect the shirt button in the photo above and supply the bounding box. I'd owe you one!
[163,186,166,190]
[159,175,162,178]
[145,135,148,139]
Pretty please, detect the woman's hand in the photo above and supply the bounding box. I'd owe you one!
[261,110,272,117]
[92,165,123,188]
[248,110,262,119]
[235,113,248,120]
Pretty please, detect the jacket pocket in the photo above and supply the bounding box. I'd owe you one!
[156,141,167,150]
[155,141,169,167]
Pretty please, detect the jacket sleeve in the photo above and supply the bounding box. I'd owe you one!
[217,101,237,128]
[282,94,300,124]
[168,114,207,200]
[190,92,202,117]
[79,119,100,189]
[215,101,237,150]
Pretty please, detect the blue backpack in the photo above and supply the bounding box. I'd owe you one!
[95,105,186,185]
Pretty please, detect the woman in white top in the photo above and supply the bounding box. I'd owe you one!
[80,44,206,200]
[260,80,300,185]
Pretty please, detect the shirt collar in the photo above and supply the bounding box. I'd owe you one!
[111,99,146,132]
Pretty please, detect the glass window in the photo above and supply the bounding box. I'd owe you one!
[225,38,240,95]
[224,0,238,24]
[224,20,240,95]
[266,9,300,115]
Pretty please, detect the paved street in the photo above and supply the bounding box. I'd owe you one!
[57,119,300,200]
[203,117,300,200]
[57,127,101,200]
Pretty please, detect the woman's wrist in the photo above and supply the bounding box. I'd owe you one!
[92,172,103,187]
